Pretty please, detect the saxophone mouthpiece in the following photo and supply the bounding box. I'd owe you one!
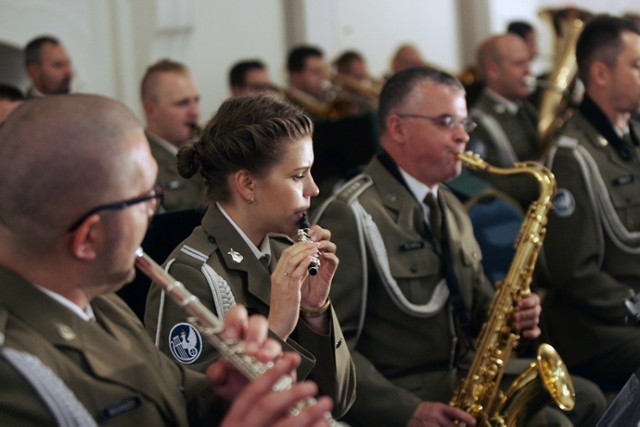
[294,213,320,276]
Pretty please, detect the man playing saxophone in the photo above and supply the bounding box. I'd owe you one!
[313,66,605,426]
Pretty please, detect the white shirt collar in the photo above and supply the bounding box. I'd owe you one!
[147,131,178,155]
[216,202,271,260]
[399,167,438,202]
[32,283,95,322]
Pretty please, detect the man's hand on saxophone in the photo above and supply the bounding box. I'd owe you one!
[512,292,542,339]
[409,402,476,426]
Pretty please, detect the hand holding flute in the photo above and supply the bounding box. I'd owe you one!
[135,248,343,427]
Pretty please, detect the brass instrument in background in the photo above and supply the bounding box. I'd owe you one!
[537,7,593,153]
[277,74,380,121]
[450,152,575,426]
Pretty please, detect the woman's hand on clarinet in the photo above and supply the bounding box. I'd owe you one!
[269,225,338,338]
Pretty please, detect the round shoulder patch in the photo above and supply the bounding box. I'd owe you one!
[169,322,203,364]
[552,188,575,218]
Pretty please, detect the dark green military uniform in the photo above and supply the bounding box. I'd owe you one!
[314,152,605,426]
[313,153,494,426]
[146,131,204,212]
[144,204,356,419]
[541,95,640,389]
[0,266,224,426]
[459,89,540,207]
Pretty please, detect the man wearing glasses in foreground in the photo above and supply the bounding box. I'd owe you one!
[313,67,604,426]
[0,94,332,426]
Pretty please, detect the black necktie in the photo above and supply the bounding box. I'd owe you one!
[259,254,271,270]
[424,193,442,246]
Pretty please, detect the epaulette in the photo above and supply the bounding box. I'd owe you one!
[334,174,374,205]
[173,227,216,270]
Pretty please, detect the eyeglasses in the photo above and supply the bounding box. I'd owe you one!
[396,113,477,133]
[67,184,164,232]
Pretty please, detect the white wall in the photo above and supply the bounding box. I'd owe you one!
[0,0,638,123]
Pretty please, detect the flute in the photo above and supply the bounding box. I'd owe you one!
[134,248,344,426]
[292,213,321,275]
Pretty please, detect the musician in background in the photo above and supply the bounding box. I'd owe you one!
[389,43,427,75]
[228,59,274,97]
[541,14,640,392]
[24,35,73,97]
[140,59,204,212]
[287,45,330,102]
[0,94,332,426]
[335,50,369,82]
[313,66,605,426]
[144,94,356,419]
[460,33,540,208]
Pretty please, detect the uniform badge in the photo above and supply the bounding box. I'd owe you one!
[552,188,575,218]
[228,248,243,263]
[56,323,76,341]
[169,323,203,364]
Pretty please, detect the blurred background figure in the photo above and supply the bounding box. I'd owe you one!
[507,20,539,61]
[140,59,204,212]
[335,50,368,81]
[228,59,274,97]
[24,35,73,97]
[0,83,24,125]
[389,43,427,75]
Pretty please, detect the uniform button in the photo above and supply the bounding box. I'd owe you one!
[410,265,418,273]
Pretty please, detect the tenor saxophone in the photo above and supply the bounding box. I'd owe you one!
[449,152,575,426]
[134,248,345,427]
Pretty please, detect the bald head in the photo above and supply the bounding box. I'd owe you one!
[0,95,145,245]
[391,44,426,74]
[477,34,532,100]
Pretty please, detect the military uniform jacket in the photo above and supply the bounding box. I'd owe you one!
[469,90,540,166]
[465,90,541,207]
[0,266,223,426]
[542,102,640,369]
[147,131,204,212]
[313,154,494,426]
[144,204,356,418]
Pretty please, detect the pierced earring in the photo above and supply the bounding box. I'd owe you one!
[248,197,254,205]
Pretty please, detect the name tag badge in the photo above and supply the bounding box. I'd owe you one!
[613,175,635,186]
[98,394,143,422]
[399,241,424,251]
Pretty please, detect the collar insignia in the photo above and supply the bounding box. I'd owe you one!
[57,324,76,341]
[228,248,243,263]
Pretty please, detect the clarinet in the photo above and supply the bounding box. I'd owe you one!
[134,248,345,426]
[292,213,321,275]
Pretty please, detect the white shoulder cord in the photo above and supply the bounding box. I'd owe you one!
[351,200,450,318]
[153,250,236,348]
[0,338,97,427]
[470,108,519,166]
[549,139,640,260]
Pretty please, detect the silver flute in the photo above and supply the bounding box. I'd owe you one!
[134,248,344,426]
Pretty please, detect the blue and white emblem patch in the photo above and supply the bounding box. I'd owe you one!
[552,188,575,218]
[169,323,203,364]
